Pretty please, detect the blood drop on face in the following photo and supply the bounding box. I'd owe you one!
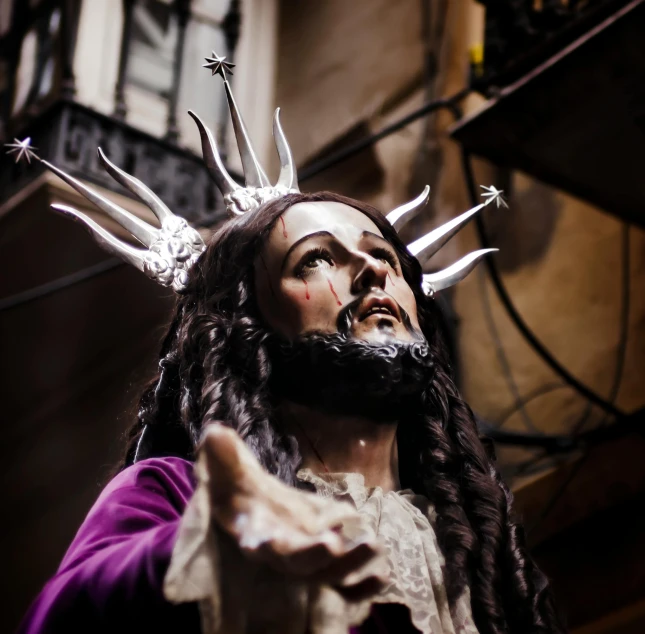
[279,217,288,238]
[302,278,310,300]
[327,279,342,306]
[387,272,395,287]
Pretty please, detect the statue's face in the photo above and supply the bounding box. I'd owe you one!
[255,201,421,343]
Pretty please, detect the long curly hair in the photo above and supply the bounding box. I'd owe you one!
[120,191,565,634]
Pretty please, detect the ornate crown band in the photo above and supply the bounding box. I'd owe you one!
[5,52,506,294]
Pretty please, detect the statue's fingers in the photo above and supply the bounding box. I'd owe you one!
[334,574,386,602]
[311,539,382,585]
[274,535,347,575]
[201,424,264,501]
[242,529,348,575]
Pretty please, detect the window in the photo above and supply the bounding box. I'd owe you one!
[126,0,178,99]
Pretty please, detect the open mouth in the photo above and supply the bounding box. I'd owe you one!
[362,306,397,319]
[357,296,401,323]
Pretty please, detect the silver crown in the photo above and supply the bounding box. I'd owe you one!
[4,52,506,295]
[30,147,205,293]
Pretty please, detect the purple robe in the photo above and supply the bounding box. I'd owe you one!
[19,457,417,634]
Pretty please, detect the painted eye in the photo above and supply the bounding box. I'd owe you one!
[306,256,331,268]
[370,247,398,268]
[297,247,334,275]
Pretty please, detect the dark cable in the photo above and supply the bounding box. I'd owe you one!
[493,381,568,429]
[529,222,631,534]
[477,265,544,433]
[477,419,577,452]
[460,148,625,419]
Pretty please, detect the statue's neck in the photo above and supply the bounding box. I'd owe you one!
[278,400,400,492]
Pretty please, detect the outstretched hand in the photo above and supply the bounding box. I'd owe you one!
[201,425,385,600]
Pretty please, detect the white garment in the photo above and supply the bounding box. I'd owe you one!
[298,469,479,634]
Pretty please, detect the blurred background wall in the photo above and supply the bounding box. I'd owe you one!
[1,0,644,632]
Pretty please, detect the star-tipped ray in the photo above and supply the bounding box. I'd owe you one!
[480,184,509,209]
[42,159,159,247]
[5,137,40,164]
[202,51,235,78]
[406,202,486,265]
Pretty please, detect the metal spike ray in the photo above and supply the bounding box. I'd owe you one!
[188,110,240,195]
[197,51,300,216]
[391,184,507,261]
[222,79,271,188]
[386,183,508,297]
[97,148,173,222]
[385,186,430,231]
[400,183,507,266]
[422,248,498,295]
[273,108,298,190]
[51,204,148,273]
[42,160,158,247]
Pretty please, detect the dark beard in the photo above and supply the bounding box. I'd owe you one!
[266,331,435,422]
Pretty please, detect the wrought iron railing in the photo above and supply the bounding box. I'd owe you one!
[0,0,242,225]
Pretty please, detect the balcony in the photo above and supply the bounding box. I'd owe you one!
[1,99,220,225]
[451,0,645,227]
[0,0,242,225]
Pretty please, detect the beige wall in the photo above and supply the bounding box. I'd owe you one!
[277,0,425,165]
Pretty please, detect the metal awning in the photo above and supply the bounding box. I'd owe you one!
[451,0,645,227]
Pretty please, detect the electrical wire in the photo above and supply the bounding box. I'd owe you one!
[460,148,625,420]
[528,222,631,534]
[477,420,576,452]
[477,264,544,434]
[493,381,568,428]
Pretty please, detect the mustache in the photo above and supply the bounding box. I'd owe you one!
[335,291,423,340]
